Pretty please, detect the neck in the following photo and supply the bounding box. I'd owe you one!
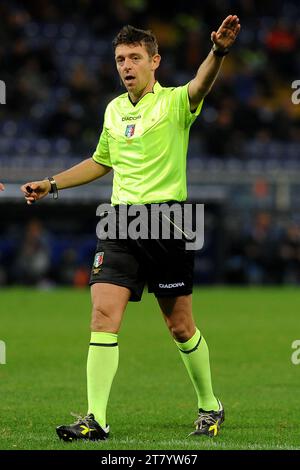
[129,78,156,104]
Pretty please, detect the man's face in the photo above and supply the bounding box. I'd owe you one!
[115,43,160,95]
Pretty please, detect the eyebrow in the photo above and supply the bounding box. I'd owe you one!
[115,52,143,60]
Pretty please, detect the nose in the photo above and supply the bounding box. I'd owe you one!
[123,57,132,70]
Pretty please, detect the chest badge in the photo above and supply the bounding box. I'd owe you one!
[125,124,135,138]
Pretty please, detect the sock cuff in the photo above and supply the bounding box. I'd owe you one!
[175,328,202,354]
[90,331,118,347]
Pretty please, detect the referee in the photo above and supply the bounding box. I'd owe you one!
[21,16,240,441]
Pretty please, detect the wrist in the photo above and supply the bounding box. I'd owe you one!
[45,176,58,199]
[211,43,229,57]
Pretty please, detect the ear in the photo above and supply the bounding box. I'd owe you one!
[151,54,161,71]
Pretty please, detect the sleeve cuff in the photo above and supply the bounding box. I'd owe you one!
[92,154,112,168]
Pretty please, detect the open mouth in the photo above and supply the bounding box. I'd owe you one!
[124,75,136,84]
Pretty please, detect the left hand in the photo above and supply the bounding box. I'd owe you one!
[0,183,4,191]
[211,15,241,51]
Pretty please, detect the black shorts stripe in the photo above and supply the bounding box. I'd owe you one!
[178,335,202,354]
[89,342,118,347]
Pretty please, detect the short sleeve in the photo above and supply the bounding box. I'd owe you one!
[169,83,203,128]
[92,126,112,167]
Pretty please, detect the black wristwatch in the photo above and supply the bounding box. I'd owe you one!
[46,176,58,199]
[212,43,229,57]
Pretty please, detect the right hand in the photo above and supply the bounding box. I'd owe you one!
[0,182,4,191]
[20,180,51,205]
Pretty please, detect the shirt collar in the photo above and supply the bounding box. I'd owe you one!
[127,81,162,106]
[153,81,162,92]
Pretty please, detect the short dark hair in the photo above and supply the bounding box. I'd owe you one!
[112,25,158,57]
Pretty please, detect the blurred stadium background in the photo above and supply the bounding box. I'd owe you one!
[0,0,300,288]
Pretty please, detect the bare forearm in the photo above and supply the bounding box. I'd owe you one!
[188,15,240,109]
[21,157,111,204]
[53,158,111,190]
[189,51,224,103]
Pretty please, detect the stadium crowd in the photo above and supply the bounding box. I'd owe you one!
[1,0,300,159]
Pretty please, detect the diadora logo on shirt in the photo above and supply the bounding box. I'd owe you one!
[122,115,141,121]
[159,282,185,289]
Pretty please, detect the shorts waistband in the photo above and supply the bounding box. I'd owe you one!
[113,201,186,211]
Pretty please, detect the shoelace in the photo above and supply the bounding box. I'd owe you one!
[70,412,94,437]
[194,412,217,430]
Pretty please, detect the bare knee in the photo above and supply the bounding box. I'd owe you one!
[91,304,122,333]
[90,283,130,333]
[159,295,195,342]
[165,317,196,343]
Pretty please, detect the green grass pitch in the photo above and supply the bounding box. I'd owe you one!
[0,287,299,450]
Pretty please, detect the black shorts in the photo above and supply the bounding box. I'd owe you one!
[89,202,195,301]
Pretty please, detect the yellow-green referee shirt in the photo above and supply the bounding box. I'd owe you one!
[93,81,203,205]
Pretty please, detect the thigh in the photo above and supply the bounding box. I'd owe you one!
[158,294,193,317]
